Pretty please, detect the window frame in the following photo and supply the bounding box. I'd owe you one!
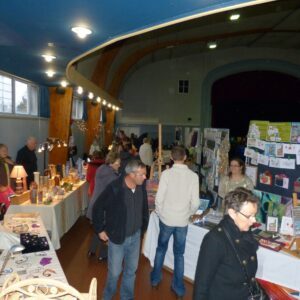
[0,70,39,117]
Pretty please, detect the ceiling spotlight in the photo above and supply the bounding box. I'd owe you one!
[107,103,112,108]
[45,70,55,77]
[207,42,217,49]
[77,86,83,94]
[88,92,94,99]
[61,80,68,87]
[229,13,240,21]
[112,105,116,110]
[71,26,92,39]
[42,54,56,62]
[102,99,107,106]
[116,107,120,111]
[96,96,101,103]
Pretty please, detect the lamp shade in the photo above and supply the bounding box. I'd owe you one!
[10,165,28,179]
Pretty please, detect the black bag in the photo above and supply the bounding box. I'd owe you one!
[222,227,270,300]
[248,280,269,300]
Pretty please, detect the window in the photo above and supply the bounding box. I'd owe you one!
[178,79,189,94]
[0,71,38,116]
[72,96,84,120]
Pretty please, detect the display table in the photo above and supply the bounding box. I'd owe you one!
[7,181,88,250]
[143,212,300,292]
[0,213,67,286]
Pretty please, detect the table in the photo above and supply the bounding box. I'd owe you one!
[7,181,88,250]
[0,213,67,286]
[143,212,300,292]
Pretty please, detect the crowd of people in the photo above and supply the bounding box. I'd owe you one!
[0,129,262,300]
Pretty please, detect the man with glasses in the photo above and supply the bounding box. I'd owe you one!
[93,159,149,300]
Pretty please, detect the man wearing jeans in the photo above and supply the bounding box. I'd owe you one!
[93,160,149,300]
[150,146,199,299]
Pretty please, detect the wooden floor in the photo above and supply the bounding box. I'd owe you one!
[56,217,194,299]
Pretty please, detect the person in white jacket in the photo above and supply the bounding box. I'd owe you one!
[150,145,199,299]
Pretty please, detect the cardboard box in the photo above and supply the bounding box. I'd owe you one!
[10,191,30,205]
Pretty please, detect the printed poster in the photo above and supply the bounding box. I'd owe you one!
[266,122,291,142]
[291,122,300,143]
[248,120,269,140]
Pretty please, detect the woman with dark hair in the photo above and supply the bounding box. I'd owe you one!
[218,157,253,199]
[86,151,121,260]
[193,188,260,300]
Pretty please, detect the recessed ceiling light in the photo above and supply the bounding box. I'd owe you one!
[107,103,112,108]
[96,96,101,103]
[42,54,56,62]
[71,26,92,39]
[61,80,68,87]
[102,99,107,106]
[77,86,83,94]
[116,107,120,111]
[88,92,94,99]
[230,13,240,21]
[45,70,55,77]
[207,42,217,49]
[112,105,116,110]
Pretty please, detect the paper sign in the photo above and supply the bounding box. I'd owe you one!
[280,216,294,236]
[275,143,284,157]
[279,158,296,170]
[244,147,255,158]
[256,140,266,151]
[269,157,280,168]
[257,154,269,166]
[265,143,276,157]
[283,144,297,155]
[247,138,257,148]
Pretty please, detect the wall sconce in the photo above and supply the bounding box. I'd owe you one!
[10,165,28,194]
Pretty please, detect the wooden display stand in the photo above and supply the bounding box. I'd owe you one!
[282,237,300,258]
[10,191,30,205]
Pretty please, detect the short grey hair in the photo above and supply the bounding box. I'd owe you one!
[125,159,146,174]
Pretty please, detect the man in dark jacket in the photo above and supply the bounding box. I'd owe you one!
[16,137,37,187]
[93,159,149,300]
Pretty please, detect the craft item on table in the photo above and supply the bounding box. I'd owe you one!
[280,216,294,236]
[15,256,28,265]
[293,207,300,236]
[42,268,56,277]
[20,234,50,254]
[279,158,295,170]
[259,171,272,185]
[276,235,295,249]
[275,143,284,157]
[245,166,258,186]
[269,157,280,168]
[12,224,29,234]
[40,257,52,266]
[274,174,289,189]
[266,216,279,232]
[258,238,284,251]
[257,154,269,166]
[265,143,276,157]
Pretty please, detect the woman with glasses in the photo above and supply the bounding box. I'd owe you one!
[218,157,254,201]
[193,188,259,300]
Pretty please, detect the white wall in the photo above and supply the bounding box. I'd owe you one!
[0,115,49,172]
[118,47,300,127]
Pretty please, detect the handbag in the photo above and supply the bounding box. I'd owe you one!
[222,227,269,300]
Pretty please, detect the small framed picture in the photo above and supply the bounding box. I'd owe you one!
[266,216,278,233]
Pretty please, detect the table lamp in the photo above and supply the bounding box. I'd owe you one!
[10,165,28,194]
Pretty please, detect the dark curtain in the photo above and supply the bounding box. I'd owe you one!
[39,86,50,118]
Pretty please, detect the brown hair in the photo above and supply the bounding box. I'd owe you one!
[228,157,245,177]
[225,187,259,212]
[171,145,186,161]
[105,151,120,164]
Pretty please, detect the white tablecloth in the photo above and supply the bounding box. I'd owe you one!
[0,213,67,286]
[143,212,300,292]
[7,181,88,250]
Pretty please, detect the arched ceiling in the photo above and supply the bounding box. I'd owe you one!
[68,0,300,106]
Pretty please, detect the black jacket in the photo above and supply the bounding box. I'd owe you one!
[92,176,149,244]
[193,215,258,300]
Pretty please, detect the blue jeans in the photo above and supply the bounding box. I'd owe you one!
[103,230,141,300]
[150,220,188,297]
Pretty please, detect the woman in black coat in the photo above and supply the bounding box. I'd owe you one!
[193,187,259,300]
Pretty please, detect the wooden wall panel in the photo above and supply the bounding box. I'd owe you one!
[48,87,73,165]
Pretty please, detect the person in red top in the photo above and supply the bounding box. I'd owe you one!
[86,151,105,197]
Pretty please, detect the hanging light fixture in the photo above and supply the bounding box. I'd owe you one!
[71,26,92,39]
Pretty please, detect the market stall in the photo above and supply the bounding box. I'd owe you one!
[7,181,88,250]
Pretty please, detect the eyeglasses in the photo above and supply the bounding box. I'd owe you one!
[237,210,256,220]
